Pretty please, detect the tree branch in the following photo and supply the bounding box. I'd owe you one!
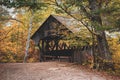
[79,5,92,20]
[0,27,14,42]
[55,0,99,36]
[0,17,24,25]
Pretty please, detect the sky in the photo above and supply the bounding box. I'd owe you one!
[1,5,18,26]
[2,5,17,18]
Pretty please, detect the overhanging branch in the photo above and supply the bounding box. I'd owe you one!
[55,0,99,36]
[0,17,24,25]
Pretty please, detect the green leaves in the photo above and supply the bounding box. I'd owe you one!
[1,0,46,11]
[115,18,120,29]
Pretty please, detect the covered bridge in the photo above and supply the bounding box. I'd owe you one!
[31,15,92,62]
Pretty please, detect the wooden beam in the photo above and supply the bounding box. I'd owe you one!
[38,43,43,62]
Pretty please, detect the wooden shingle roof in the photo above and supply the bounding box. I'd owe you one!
[52,15,81,33]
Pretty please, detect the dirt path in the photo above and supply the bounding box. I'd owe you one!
[0,62,119,80]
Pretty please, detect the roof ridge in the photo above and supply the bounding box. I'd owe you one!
[51,14,72,19]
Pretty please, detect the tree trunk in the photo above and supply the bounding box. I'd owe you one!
[88,0,111,61]
[23,10,34,63]
[91,29,97,69]
[96,31,111,60]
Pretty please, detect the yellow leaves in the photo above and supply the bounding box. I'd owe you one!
[27,58,35,63]
[1,41,17,54]
[108,38,120,73]
[0,5,55,62]
[0,16,28,62]
[108,38,120,64]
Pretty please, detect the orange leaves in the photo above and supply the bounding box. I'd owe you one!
[0,6,55,62]
[0,19,27,62]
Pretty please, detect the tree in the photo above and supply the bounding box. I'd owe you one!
[0,0,46,62]
[23,10,34,62]
[51,0,120,68]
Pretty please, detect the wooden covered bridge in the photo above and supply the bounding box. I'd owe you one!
[31,15,93,63]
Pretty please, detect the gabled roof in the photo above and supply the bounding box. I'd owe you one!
[52,15,81,33]
[31,15,83,45]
